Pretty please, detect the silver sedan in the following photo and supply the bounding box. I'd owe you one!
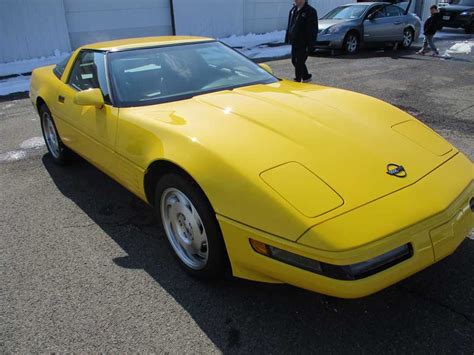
[316,2,422,54]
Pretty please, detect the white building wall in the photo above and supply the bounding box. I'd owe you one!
[64,0,173,48]
[1,0,360,62]
[174,0,245,38]
[175,0,357,38]
[309,0,357,18]
[0,0,71,62]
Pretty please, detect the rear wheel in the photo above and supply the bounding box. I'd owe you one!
[465,24,474,34]
[39,104,70,164]
[155,173,229,279]
[401,28,414,48]
[343,32,360,54]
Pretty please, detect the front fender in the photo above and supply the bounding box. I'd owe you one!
[117,105,314,241]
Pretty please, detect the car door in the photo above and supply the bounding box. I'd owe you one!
[384,5,406,41]
[54,50,119,175]
[363,5,393,42]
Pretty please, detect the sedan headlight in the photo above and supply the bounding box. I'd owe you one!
[322,25,344,34]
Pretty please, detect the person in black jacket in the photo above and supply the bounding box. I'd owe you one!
[285,0,318,82]
[417,5,441,56]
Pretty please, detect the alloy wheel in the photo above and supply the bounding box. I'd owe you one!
[41,110,60,158]
[161,188,209,270]
[346,35,358,54]
[403,30,413,48]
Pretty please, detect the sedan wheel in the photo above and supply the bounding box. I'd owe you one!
[402,28,414,48]
[155,173,229,279]
[343,33,359,54]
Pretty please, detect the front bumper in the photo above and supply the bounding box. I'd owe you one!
[218,153,474,298]
[315,33,345,49]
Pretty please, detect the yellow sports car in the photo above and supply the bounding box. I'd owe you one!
[30,36,473,298]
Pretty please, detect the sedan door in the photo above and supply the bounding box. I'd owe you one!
[363,5,394,43]
[53,50,119,176]
[384,5,406,41]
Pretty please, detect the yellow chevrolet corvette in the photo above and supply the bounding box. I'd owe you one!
[30,36,473,298]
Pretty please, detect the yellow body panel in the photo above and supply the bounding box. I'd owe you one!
[29,37,474,298]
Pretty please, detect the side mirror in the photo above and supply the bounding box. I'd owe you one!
[258,63,273,74]
[74,88,104,108]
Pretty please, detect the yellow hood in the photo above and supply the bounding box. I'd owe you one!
[122,80,457,241]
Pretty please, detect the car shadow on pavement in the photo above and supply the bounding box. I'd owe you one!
[42,154,474,353]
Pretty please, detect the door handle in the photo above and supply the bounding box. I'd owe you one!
[394,21,402,25]
[58,95,65,103]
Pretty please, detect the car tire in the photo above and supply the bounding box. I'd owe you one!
[155,172,229,279]
[465,25,474,34]
[343,32,360,54]
[401,28,414,49]
[39,103,70,164]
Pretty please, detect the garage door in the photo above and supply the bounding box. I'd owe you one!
[64,0,173,49]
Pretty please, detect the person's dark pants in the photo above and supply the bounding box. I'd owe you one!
[291,46,309,81]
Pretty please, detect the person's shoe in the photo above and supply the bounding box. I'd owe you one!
[416,50,426,55]
[302,74,313,83]
[432,52,440,57]
[293,78,301,82]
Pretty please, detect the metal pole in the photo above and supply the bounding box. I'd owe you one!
[169,0,176,35]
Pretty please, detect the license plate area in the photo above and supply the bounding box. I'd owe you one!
[443,16,450,20]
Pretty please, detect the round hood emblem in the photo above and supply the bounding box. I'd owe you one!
[387,164,407,178]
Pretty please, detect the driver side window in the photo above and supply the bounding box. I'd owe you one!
[68,50,110,102]
[368,6,385,19]
[385,5,403,17]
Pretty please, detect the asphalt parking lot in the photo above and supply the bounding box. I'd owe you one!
[1,36,473,353]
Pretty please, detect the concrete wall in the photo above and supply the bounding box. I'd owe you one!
[64,0,173,48]
[0,0,71,63]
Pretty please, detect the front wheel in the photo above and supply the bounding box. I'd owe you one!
[39,104,70,164]
[343,32,360,54]
[155,173,229,279]
[401,28,414,48]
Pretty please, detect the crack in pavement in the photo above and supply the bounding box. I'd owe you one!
[401,286,474,325]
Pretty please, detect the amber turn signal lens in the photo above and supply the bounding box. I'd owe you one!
[249,239,270,256]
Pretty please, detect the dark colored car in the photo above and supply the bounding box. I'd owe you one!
[439,0,474,33]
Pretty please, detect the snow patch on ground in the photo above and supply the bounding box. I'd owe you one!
[0,75,31,96]
[239,45,291,59]
[220,30,285,48]
[0,150,28,163]
[0,52,69,77]
[220,30,290,59]
[20,137,45,150]
[0,136,47,164]
[445,41,474,55]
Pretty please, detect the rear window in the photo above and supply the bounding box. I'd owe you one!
[53,55,71,79]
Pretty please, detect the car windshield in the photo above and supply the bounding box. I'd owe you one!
[450,0,474,5]
[323,5,369,19]
[107,41,278,107]
[396,1,410,11]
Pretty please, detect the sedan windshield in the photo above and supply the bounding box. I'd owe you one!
[323,5,369,19]
[107,41,277,107]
